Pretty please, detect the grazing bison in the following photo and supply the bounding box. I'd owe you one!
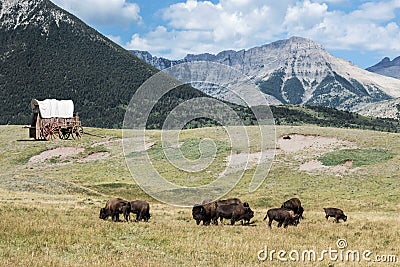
[192,201,218,225]
[126,200,151,222]
[192,204,205,225]
[323,208,347,223]
[264,208,300,228]
[99,198,130,222]
[215,203,254,225]
[281,197,304,219]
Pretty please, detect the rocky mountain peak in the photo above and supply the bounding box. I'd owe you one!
[0,0,75,33]
[367,56,400,79]
[270,36,323,52]
[131,36,400,118]
[392,56,400,65]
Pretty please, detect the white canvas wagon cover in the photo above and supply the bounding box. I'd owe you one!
[31,99,74,118]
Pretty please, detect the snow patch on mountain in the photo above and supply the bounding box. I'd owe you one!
[0,0,74,32]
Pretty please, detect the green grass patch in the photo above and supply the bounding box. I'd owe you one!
[318,148,394,167]
[145,139,230,161]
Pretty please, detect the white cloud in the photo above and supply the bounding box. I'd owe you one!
[124,0,400,60]
[283,0,400,54]
[350,0,400,21]
[53,0,142,26]
[106,35,123,46]
[284,0,328,31]
[127,0,293,58]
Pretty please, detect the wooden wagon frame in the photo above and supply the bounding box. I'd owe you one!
[28,99,83,140]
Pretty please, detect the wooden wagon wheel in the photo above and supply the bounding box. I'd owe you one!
[72,125,84,140]
[40,123,51,140]
[41,121,59,141]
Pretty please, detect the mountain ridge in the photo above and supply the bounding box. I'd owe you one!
[131,37,400,119]
[367,56,400,79]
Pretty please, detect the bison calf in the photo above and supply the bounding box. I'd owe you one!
[99,198,130,222]
[323,208,347,223]
[264,208,300,228]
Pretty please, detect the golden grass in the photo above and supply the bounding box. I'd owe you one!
[0,125,399,266]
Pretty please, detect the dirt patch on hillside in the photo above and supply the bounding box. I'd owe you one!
[28,147,85,164]
[277,134,353,153]
[300,159,359,176]
[278,134,358,175]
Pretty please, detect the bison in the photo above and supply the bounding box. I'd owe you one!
[192,204,205,225]
[126,200,151,222]
[99,198,130,222]
[281,197,304,219]
[264,208,300,228]
[215,198,250,223]
[192,201,218,225]
[215,203,254,225]
[323,208,347,223]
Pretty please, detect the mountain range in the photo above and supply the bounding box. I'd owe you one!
[132,37,400,119]
[0,0,211,128]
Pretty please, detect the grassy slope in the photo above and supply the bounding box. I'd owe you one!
[0,125,399,266]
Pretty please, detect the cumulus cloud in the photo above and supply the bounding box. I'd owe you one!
[128,0,293,58]
[350,0,400,21]
[53,0,142,26]
[283,0,400,54]
[123,0,400,60]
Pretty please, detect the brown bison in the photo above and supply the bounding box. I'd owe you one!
[99,198,130,222]
[215,203,254,225]
[324,208,347,223]
[192,204,205,225]
[264,208,300,228]
[126,200,151,222]
[192,201,218,225]
[215,198,250,223]
[281,197,304,219]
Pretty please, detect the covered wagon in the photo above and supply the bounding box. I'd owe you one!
[29,99,83,140]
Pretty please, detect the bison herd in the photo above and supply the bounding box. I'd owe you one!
[99,197,347,228]
[192,198,253,226]
[99,198,150,222]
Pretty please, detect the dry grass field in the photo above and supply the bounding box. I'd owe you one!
[0,125,399,266]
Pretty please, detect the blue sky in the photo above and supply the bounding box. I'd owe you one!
[52,0,400,68]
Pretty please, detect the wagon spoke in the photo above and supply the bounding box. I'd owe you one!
[72,125,83,139]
